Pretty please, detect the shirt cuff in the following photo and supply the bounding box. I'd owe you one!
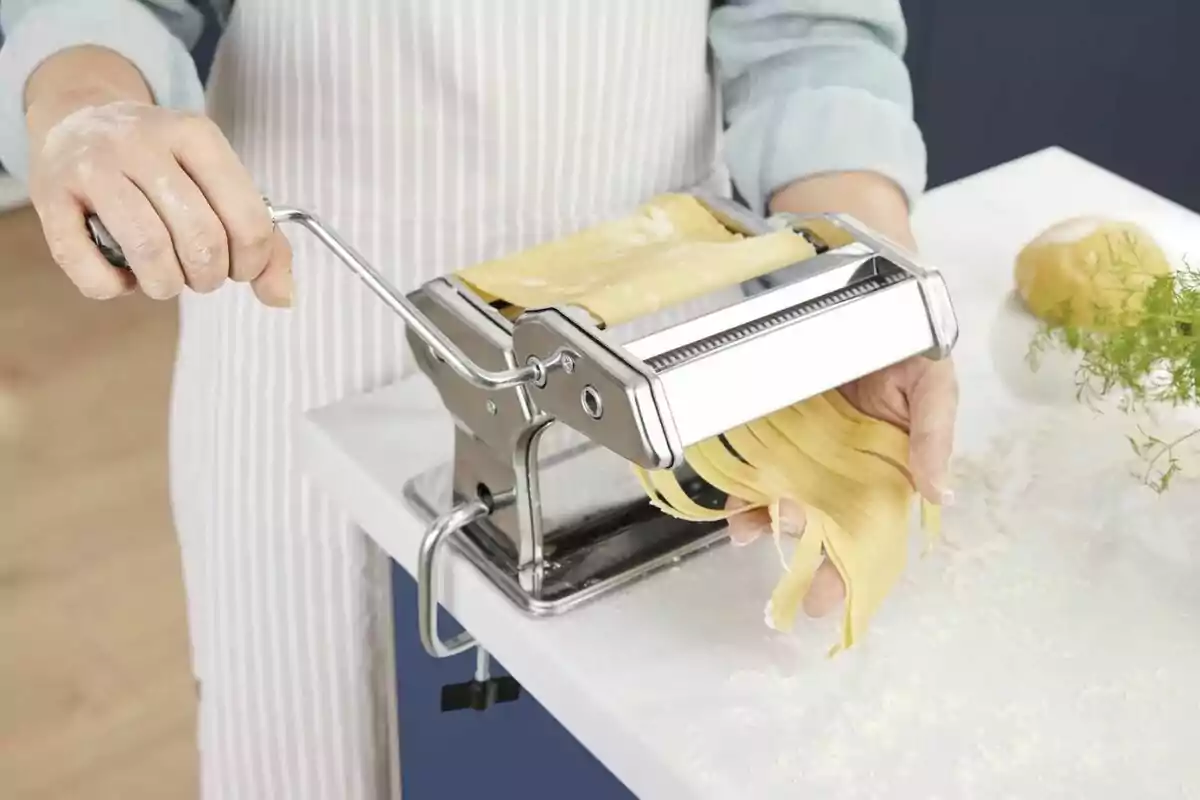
[0,0,206,183]
[723,84,928,217]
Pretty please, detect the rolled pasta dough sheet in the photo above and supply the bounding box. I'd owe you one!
[454,193,816,326]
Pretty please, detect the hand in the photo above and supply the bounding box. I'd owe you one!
[725,357,958,617]
[23,46,292,306]
[724,171,959,618]
[838,355,958,505]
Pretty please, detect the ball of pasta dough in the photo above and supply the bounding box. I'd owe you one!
[1014,217,1172,328]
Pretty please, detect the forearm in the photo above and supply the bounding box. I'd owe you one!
[24,46,154,145]
[769,170,915,250]
[711,0,926,218]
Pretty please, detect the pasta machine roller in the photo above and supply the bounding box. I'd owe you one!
[87,193,959,671]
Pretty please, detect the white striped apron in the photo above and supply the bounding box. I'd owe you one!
[171,1,726,796]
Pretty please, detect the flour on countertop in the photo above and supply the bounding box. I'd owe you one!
[401,357,1200,797]
[608,401,1200,799]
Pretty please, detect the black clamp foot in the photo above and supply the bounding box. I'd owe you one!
[439,647,522,713]
[440,675,521,712]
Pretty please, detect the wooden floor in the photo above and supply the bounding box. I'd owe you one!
[0,205,198,799]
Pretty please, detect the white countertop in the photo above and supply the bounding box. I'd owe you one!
[298,147,1200,798]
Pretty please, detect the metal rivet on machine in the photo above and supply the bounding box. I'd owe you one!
[561,353,576,374]
[486,400,497,415]
[580,385,603,419]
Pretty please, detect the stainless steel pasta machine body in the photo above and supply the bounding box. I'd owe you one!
[85,192,959,665]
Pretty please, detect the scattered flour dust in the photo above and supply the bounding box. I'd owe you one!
[41,101,219,267]
[617,205,678,248]
[665,403,1200,799]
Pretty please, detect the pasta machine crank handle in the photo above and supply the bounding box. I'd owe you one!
[83,207,539,391]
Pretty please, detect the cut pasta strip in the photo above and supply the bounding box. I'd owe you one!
[634,464,753,522]
[765,503,830,632]
[729,421,868,535]
[632,465,684,518]
[920,498,942,552]
[769,407,908,488]
[792,394,910,466]
[729,408,916,650]
[688,441,771,505]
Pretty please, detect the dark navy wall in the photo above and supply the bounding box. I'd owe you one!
[901,0,1200,210]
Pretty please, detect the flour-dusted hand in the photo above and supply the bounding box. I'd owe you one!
[840,355,959,505]
[22,47,292,306]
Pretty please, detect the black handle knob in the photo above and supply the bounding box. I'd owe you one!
[85,214,130,269]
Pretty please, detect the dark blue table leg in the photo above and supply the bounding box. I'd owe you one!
[390,560,636,799]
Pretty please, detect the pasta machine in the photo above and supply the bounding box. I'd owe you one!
[88,193,958,694]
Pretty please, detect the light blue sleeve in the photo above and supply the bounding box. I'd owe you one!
[0,0,212,183]
[709,0,927,215]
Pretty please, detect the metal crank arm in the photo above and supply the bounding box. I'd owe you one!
[84,203,539,391]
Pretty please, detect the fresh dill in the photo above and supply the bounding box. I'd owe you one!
[1026,248,1200,493]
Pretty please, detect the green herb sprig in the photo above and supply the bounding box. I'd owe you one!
[1025,247,1200,493]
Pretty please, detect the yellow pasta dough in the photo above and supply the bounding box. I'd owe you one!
[456,194,816,326]
[1014,216,1171,328]
[455,193,939,652]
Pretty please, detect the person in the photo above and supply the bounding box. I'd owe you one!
[0,0,958,797]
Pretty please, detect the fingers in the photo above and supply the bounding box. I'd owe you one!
[907,358,959,504]
[723,496,845,618]
[251,229,294,308]
[803,561,846,618]
[773,499,844,618]
[172,115,274,283]
[725,501,770,546]
[127,154,230,293]
[34,196,136,299]
[27,101,281,308]
[725,497,811,545]
[775,498,807,537]
[82,173,185,300]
